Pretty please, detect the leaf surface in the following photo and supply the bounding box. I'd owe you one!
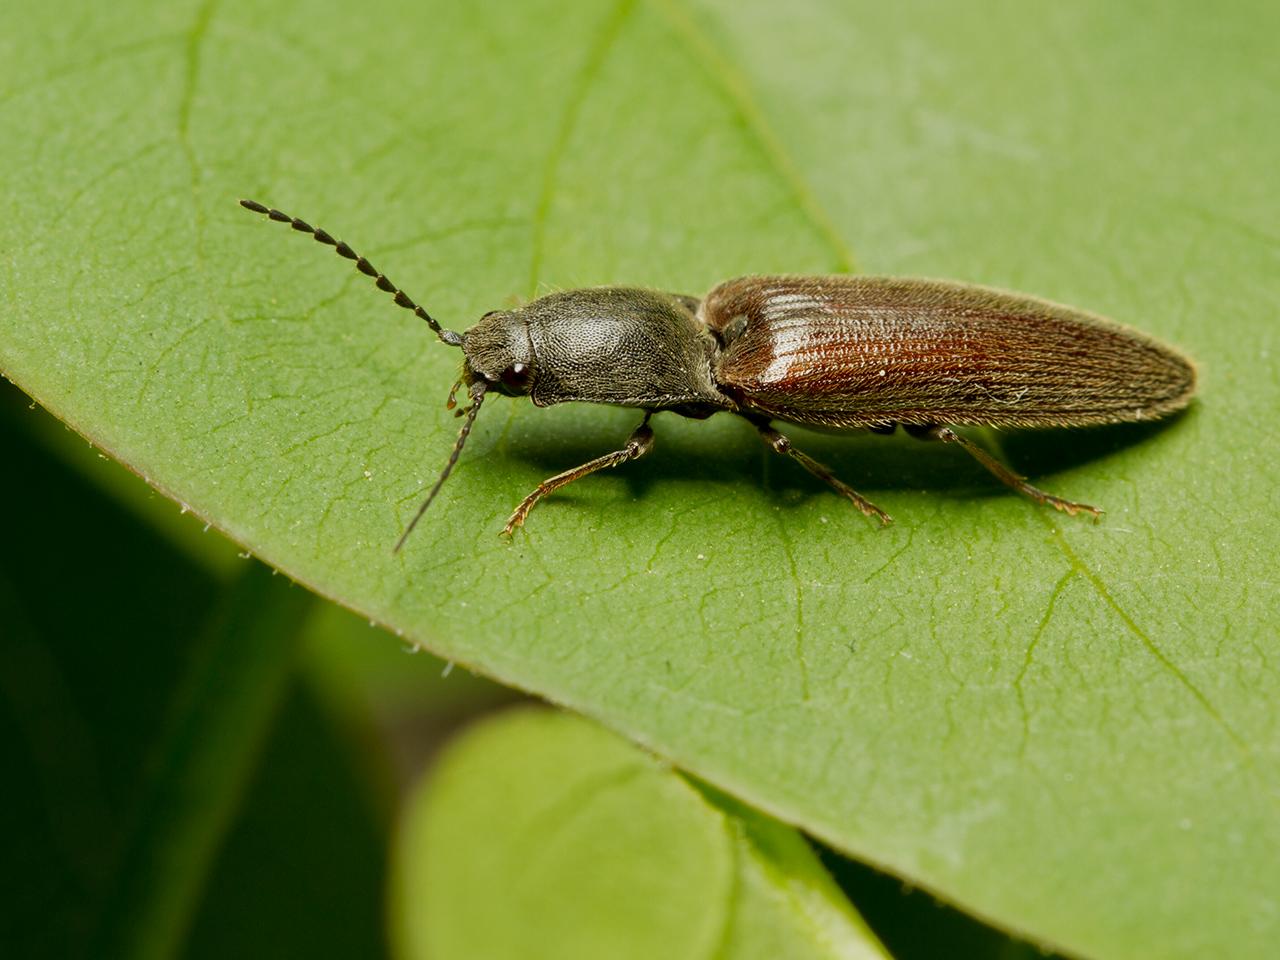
[2,1,1277,956]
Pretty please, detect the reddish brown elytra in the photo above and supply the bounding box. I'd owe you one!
[240,200,1196,546]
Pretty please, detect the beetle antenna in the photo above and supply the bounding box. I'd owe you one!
[239,199,464,347]
[394,382,487,552]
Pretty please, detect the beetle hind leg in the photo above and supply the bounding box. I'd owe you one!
[745,416,891,526]
[906,424,1102,520]
[502,413,655,536]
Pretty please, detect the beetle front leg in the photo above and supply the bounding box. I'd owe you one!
[905,424,1102,520]
[502,413,656,536]
[745,416,892,527]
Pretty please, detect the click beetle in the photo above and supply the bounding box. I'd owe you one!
[240,200,1196,548]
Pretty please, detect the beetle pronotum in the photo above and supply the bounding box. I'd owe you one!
[240,200,1196,548]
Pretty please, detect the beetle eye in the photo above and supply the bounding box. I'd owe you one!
[500,362,532,393]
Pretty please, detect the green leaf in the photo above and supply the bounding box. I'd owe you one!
[183,680,392,960]
[2,1,1277,957]
[0,401,388,959]
[703,788,892,960]
[88,564,313,960]
[394,708,888,960]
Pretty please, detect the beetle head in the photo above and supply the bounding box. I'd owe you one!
[461,309,536,397]
[391,306,542,551]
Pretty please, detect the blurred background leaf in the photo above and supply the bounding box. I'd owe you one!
[395,708,889,960]
[3,1,1277,958]
[0,392,387,957]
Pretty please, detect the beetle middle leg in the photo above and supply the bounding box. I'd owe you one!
[744,415,892,526]
[502,413,656,536]
[905,424,1102,519]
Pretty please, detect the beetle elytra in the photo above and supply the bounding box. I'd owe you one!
[240,199,1196,547]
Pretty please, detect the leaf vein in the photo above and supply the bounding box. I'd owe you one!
[648,0,857,273]
[1047,522,1250,756]
[527,0,637,297]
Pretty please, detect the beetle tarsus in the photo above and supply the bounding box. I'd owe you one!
[746,416,892,527]
[501,414,656,537]
[907,424,1103,521]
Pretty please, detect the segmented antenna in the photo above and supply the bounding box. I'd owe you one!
[394,382,487,552]
[239,199,464,347]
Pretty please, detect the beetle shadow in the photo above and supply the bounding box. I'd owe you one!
[996,407,1195,477]
[497,405,1197,512]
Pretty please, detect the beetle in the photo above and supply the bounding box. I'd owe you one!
[240,199,1197,548]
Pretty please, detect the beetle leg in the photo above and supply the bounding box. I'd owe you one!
[502,413,656,536]
[745,416,892,526]
[905,424,1103,520]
